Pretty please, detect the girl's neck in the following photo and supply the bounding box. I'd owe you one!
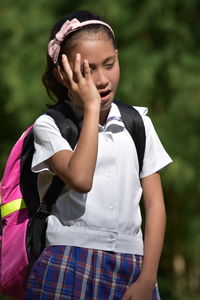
[65,99,111,126]
[99,108,110,126]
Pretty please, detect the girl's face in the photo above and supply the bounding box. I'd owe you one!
[68,33,120,113]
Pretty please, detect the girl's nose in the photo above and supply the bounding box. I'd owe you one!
[95,71,109,89]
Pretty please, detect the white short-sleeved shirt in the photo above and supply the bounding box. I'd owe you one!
[32,102,172,255]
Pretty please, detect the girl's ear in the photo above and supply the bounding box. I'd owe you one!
[116,49,119,56]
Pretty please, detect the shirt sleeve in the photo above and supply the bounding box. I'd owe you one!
[31,114,72,173]
[137,109,173,178]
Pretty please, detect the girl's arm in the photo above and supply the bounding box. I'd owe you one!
[122,172,166,300]
[47,54,101,193]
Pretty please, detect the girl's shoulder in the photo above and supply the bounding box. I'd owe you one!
[132,106,157,135]
[33,114,61,138]
[34,113,54,126]
[132,106,148,116]
[33,113,61,132]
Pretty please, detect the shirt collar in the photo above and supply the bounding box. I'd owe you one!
[99,102,125,132]
[64,99,124,132]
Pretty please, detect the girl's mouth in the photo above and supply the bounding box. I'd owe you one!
[99,90,112,101]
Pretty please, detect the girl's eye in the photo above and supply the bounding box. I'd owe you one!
[105,63,114,69]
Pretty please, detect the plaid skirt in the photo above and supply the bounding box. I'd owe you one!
[25,246,160,300]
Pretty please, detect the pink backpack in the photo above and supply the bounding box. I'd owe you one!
[0,126,33,299]
[0,102,80,299]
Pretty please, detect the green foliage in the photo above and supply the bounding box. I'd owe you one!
[0,0,200,299]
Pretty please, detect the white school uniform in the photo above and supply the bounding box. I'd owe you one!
[32,102,172,255]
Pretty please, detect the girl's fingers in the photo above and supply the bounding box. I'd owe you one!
[57,65,64,81]
[73,53,82,82]
[61,54,73,84]
[83,59,91,79]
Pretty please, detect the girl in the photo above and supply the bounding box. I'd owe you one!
[25,10,172,300]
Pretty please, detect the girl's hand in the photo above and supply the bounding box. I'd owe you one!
[57,53,101,110]
[50,54,101,193]
[122,279,155,300]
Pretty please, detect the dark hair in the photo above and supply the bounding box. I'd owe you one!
[42,10,117,103]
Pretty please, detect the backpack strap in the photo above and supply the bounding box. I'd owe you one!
[27,101,81,265]
[36,101,81,215]
[32,100,146,215]
[31,100,145,216]
[27,100,145,265]
[27,175,67,266]
[114,101,146,175]
[46,101,81,149]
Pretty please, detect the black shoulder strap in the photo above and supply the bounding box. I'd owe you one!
[27,102,81,265]
[46,101,81,149]
[115,101,146,175]
[37,101,81,216]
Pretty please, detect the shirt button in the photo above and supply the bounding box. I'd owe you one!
[109,233,115,240]
[109,204,114,210]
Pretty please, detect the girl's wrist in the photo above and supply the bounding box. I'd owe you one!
[137,273,157,287]
[83,101,101,113]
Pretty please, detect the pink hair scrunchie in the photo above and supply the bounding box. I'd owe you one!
[48,18,114,64]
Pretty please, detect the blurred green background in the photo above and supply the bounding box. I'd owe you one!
[0,0,200,299]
